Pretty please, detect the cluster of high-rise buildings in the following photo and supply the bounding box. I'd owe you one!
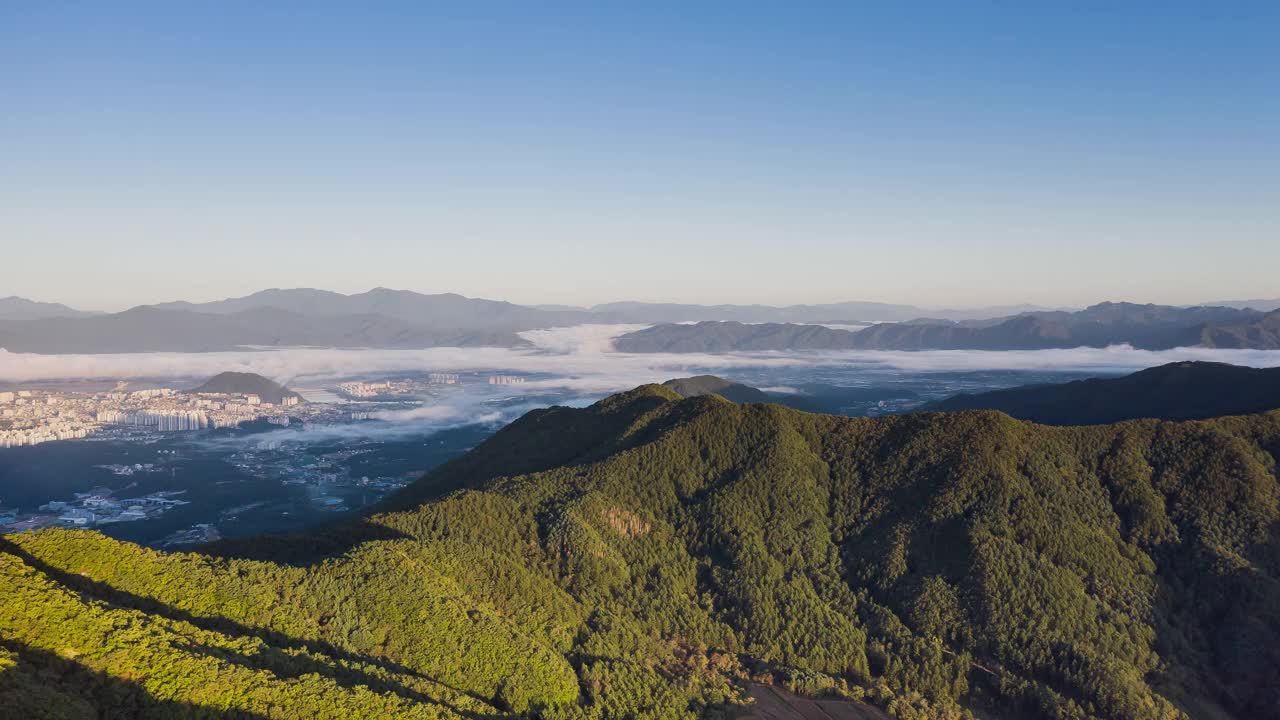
[487,375,527,385]
[337,381,391,398]
[336,379,431,397]
[96,409,213,431]
[0,386,298,448]
[428,373,460,384]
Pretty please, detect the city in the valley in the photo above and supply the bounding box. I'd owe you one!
[0,370,544,546]
[0,385,297,448]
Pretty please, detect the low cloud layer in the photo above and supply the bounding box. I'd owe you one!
[9,324,1280,447]
[3,325,1280,394]
[194,401,522,448]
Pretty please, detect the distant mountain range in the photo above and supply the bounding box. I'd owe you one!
[5,289,1280,353]
[548,300,1070,323]
[0,289,593,353]
[568,297,1280,320]
[150,287,596,329]
[0,296,99,322]
[618,322,864,353]
[187,371,301,405]
[9,292,1064,325]
[1204,298,1280,312]
[615,302,1280,352]
[555,297,1278,323]
[0,304,529,353]
[927,361,1280,424]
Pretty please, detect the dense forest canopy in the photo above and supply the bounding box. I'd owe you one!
[3,385,1279,719]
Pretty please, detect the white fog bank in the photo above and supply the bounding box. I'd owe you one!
[2,324,1279,391]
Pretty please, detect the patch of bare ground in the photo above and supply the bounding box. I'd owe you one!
[739,684,891,720]
[601,507,650,538]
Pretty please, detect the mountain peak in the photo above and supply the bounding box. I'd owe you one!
[661,375,771,403]
[188,371,300,404]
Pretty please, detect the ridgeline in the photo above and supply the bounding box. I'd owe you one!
[928,361,1280,424]
[613,303,1280,352]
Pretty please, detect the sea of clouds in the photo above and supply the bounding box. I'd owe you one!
[8,324,1280,445]
[3,324,1280,392]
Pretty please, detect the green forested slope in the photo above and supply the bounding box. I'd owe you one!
[927,361,1280,424]
[3,385,1279,720]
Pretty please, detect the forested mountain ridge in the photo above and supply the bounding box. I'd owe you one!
[928,361,1280,424]
[3,386,1280,719]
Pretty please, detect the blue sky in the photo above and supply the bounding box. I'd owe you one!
[3,2,1277,310]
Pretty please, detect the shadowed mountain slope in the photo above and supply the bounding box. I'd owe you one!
[928,361,1280,425]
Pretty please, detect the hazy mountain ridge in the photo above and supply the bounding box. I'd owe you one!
[578,300,1070,324]
[6,290,1280,353]
[3,385,1279,719]
[0,305,530,353]
[1199,310,1280,348]
[0,296,99,321]
[615,302,1280,351]
[152,287,599,330]
[1202,298,1280,312]
[615,322,862,353]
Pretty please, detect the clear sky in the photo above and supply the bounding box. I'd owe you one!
[3,1,1277,311]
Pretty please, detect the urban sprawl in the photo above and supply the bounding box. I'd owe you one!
[0,387,298,448]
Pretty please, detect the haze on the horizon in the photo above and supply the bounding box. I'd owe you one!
[3,3,1277,311]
